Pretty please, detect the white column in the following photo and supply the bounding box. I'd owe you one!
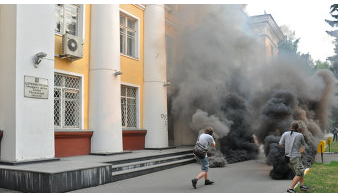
[144,4,169,148]
[0,5,55,162]
[89,4,123,153]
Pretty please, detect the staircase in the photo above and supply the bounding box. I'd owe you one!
[108,150,196,182]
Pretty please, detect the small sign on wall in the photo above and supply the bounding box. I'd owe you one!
[24,76,48,99]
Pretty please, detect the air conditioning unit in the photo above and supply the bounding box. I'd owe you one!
[62,33,83,61]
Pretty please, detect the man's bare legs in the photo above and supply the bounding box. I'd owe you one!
[289,176,304,189]
[196,171,208,180]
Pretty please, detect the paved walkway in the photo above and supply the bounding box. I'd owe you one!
[68,153,291,193]
[1,147,338,193]
[0,190,21,193]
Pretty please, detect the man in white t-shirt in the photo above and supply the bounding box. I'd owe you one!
[191,126,216,189]
[279,121,309,193]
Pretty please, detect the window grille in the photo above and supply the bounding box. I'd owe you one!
[54,73,81,129]
[55,4,80,36]
[121,85,137,128]
[120,13,137,58]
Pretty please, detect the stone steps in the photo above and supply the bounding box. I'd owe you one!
[0,148,196,193]
[110,151,196,182]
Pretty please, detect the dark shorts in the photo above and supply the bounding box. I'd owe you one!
[289,157,305,176]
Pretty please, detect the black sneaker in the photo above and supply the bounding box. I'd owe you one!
[300,185,309,191]
[287,189,295,193]
[191,178,197,189]
[205,179,214,185]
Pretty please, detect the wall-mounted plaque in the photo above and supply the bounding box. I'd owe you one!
[24,76,48,99]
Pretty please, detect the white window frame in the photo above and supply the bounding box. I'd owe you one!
[54,69,84,130]
[55,4,85,41]
[121,82,140,129]
[119,9,140,60]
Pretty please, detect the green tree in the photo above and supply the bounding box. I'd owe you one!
[278,27,300,57]
[300,53,314,68]
[313,60,330,70]
[278,26,314,67]
[326,4,338,29]
[326,4,338,131]
[326,4,338,77]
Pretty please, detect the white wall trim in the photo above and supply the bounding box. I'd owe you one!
[119,8,140,60]
[121,82,141,129]
[120,53,140,61]
[54,69,85,130]
[80,4,86,42]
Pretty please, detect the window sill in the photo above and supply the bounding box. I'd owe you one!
[122,128,145,131]
[120,53,140,61]
[54,129,89,132]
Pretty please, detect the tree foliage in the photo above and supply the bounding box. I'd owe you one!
[313,60,330,70]
[326,4,338,131]
[278,27,300,56]
[278,26,314,67]
[326,4,338,78]
[300,53,314,68]
[325,4,338,28]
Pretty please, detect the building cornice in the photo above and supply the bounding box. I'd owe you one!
[249,14,285,43]
[133,4,145,11]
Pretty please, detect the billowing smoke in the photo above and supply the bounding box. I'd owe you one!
[254,67,336,179]
[191,109,231,139]
[167,4,338,178]
[219,93,259,163]
[169,4,264,165]
[264,135,293,180]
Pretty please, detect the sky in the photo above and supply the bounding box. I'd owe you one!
[246,2,337,62]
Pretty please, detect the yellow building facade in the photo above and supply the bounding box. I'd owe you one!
[0,4,169,161]
[52,4,149,156]
[54,4,91,130]
[119,4,145,129]
[54,4,145,132]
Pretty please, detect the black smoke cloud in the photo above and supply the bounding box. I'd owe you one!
[219,93,259,163]
[167,4,338,177]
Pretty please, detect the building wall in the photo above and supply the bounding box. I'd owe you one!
[0,5,55,162]
[0,4,164,160]
[119,4,144,129]
[0,4,18,161]
[54,4,91,130]
[264,38,274,60]
[249,14,284,62]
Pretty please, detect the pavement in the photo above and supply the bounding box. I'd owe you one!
[1,146,338,193]
[72,152,293,193]
[0,190,21,193]
[66,152,291,193]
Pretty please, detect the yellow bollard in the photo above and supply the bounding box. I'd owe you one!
[304,168,311,175]
[327,137,332,153]
[317,140,326,163]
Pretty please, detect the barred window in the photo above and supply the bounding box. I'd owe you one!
[121,85,137,128]
[120,13,138,58]
[54,73,81,129]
